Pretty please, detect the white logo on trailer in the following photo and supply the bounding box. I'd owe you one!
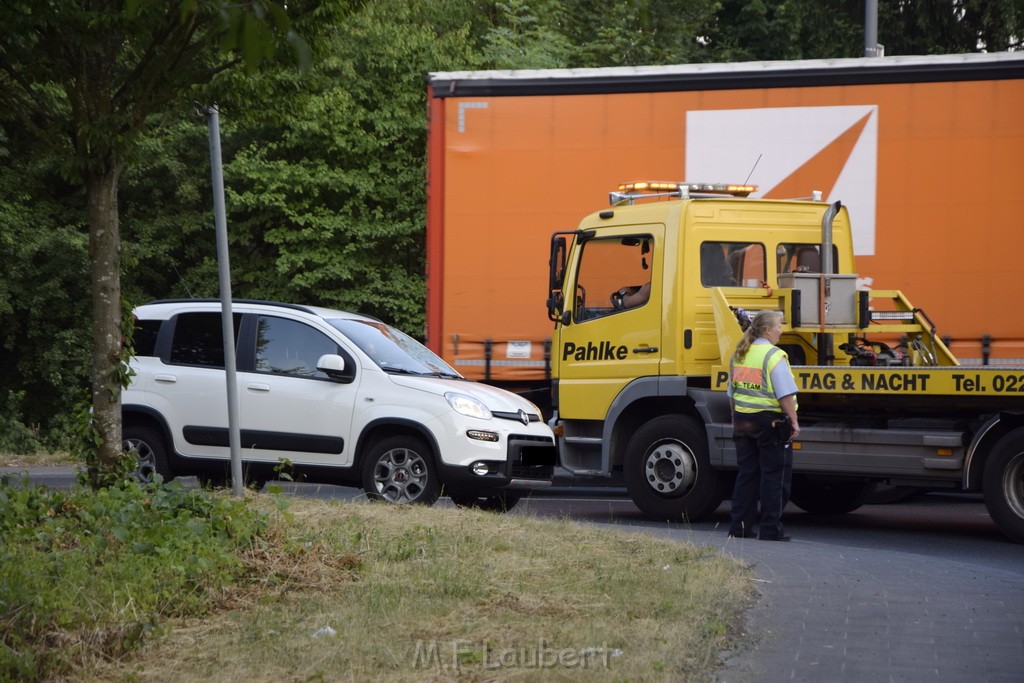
[685,106,878,256]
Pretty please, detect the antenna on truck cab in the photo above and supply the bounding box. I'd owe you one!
[609,181,758,206]
[743,154,762,186]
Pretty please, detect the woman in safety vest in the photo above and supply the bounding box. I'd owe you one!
[727,310,801,541]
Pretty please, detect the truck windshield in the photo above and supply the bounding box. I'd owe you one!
[327,319,462,378]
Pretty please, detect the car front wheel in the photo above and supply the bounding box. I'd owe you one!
[361,436,440,505]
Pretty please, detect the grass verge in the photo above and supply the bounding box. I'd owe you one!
[0,449,77,467]
[3,479,754,681]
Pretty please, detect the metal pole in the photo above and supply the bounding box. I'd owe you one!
[818,201,841,365]
[204,105,244,496]
[865,0,881,57]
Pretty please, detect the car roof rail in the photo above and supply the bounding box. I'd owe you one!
[142,298,319,315]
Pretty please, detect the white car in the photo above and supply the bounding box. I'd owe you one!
[122,299,556,509]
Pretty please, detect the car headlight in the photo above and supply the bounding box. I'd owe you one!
[445,392,492,420]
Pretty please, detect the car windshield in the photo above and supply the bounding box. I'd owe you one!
[327,318,462,378]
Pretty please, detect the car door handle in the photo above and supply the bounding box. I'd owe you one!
[632,347,659,354]
[246,383,271,393]
[154,374,177,384]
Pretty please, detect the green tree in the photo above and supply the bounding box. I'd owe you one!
[218,1,477,328]
[115,0,478,335]
[0,127,91,438]
[0,0,308,484]
[880,0,1024,53]
[702,0,1024,60]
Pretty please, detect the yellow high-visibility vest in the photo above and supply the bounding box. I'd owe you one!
[731,344,786,413]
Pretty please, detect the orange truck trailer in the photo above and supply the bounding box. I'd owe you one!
[425,53,1024,407]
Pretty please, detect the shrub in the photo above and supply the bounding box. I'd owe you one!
[0,478,266,680]
[0,391,42,455]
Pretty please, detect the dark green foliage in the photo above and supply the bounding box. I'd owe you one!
[0,477,266,680]
[0,392,42,454]
[0,121,91,430]
[880,0,1024,54]
[121,0,479,328]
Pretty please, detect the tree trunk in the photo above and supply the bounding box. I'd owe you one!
[86,163,124,482]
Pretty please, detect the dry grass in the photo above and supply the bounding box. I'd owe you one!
[84,497,755,682]
[0,449,76,467]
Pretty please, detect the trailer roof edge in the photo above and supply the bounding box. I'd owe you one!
[429,53,1024,98]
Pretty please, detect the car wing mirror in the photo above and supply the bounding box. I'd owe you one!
[316,353,348,381]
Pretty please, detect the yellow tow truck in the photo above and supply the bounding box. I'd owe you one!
[546,181,1024,542]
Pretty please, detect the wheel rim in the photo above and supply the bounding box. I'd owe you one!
[1003,451,1024,520]
[372,447,429,503]
[642,440,697,496]
[123,437,155,484]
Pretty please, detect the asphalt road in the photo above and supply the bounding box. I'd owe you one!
[8,467,1024,681]
[508,489,1024,681]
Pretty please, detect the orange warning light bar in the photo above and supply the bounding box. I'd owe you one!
[617,181,759,197]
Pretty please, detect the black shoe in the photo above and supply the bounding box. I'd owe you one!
[728,529,756,538]
[758,532,792,542]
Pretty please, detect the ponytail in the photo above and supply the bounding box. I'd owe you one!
[732,310,783,363]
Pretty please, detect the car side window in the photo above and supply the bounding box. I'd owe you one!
[169,312,241,368]
[255,316,340,379]
[132,319,162,357]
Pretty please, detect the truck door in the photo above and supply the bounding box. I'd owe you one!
[556,226,664,419]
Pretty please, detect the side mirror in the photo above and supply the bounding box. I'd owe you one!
[547,235,570,321]
[549,236,567,291]
[316,353,349,381]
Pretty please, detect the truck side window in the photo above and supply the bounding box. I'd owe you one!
[701,242,765,287]
[777,243,839,274]
[574,235,653,321]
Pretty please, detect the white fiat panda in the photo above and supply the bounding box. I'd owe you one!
[122,299,556,510]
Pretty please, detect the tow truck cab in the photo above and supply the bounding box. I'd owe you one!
[546,181,1024,542]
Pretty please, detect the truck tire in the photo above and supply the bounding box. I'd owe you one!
[123,425,174,484]
[623,415,726,522]
[362,435,440,505]
[789,476,875,515]
[982,427,1024,543]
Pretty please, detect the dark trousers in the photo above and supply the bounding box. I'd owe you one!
[729,411,793,538]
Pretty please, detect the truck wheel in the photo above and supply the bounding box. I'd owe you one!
[450,492,521,513]
[982,428,1024,543]
[623,415,725,522]
[123,425,174,484]
[362,435,440,505]
[789,476,875,514]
